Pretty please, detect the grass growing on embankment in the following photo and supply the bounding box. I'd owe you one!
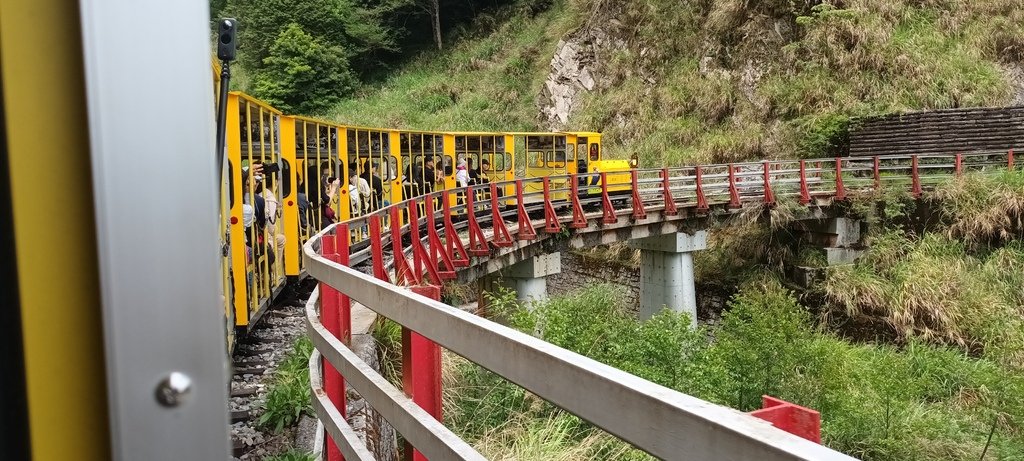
[445,283,1024,460]
[259,336,314,432]
[322,0,1021,164]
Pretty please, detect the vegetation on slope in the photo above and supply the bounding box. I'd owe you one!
[324,0,1022,164]
[446,283,1024,460]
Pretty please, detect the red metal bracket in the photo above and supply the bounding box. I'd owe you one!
[748,396,821,444]
[873,156,881,191]
[464,188,489,256]
[727,164,741,208]
[390,207,419,285]
[369,215,390,283]
[408,202,442,285]
[661,168,679,215]
[516,179,537,240]
[955,153,963,177]
[834,157,846,201]
[541,177,561,233]
[600,172,617,224]
[441,192,469,267]
[489,182,513,247]
[693,167,708,212]
[569,174,588,229]
[404,285,443,461]
[631,170,647,220]
[911,155,922,198]
[762,162,775,205]
[798,160,811,205]
[425,195,455,280]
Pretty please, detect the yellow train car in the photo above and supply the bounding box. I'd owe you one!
[212,59,235,349]
[226,92,287,331]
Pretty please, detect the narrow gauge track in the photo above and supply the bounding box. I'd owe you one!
[229,279,317,459]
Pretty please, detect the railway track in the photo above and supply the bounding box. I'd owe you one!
[229,280,316,459]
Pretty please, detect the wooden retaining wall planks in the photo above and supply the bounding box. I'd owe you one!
[848,106,1024,157]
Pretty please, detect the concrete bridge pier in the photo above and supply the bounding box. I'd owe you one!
[480,253,562,307]
[628,231,708,326]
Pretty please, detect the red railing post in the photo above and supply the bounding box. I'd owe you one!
[762,161,775,205]
[834,157,846,201]
[516,179,537,240]
[662,168,679,215]
[911,155,922,198]
[798,160,811,205]
[569,174,588,229]
[464,187,489,256]
[403,285,443,461]
[873,156,881,191]
[541,177,560,233]
[1009,149,1015,170]
[727,164,741,208]
[409,200,423,279]
[335,224,352,344]
[319,235,345,461]
[693,167,708,211]
[369,215,390,283]
[955,153,963,177]
[390,207,418,285]
[600,171,617,224]
[489,182,514,246]
[630,170,647,220]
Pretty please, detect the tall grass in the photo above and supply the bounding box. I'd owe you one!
[446,282,1024,460]
[932,169,1024,247]
[824,230,1024,368]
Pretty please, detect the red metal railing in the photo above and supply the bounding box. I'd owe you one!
[305,150,1016,461]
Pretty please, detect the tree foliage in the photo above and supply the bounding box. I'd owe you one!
[252,23,357,114]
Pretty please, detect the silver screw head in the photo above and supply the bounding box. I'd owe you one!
[155,372,192,407]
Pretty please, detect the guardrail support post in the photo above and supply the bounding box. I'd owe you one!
[319,235,346,461]
[369,215,391,283]
[1009,149,1015,170]
[490,182,514,246]
[834,158,846,201]
[872,156,881,191]
[631,170,647,220]
[762,161,775,205]
[442,194,470,267]
[798,160,811,205]
[465,188,490,256]
[911,155,922,198]
[727,165,741,208]
[600,171,617,224]
[404,285,443,461]
[662,168,679,215]
[541,177,561,233]
[955,153,963,177]
[693,167,708,212]
[569,173,588,229]
[516,179,537,240]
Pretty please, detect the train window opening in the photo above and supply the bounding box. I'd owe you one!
[590,143,599,161]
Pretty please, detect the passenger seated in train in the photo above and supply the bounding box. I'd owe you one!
[259,165,286,254]
[360,160,384,212]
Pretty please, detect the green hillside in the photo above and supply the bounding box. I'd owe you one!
[325,0,1022,165]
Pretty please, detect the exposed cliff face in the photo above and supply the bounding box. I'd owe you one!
[538,26,623,129]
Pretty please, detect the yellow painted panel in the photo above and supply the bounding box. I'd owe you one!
[0,0,111,458]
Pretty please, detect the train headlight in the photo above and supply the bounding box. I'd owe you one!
[629,155,638,169]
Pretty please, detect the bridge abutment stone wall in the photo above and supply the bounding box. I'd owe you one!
[628,230,708,326]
